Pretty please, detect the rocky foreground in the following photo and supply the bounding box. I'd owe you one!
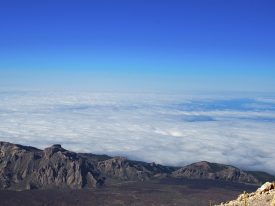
[216,182,275,206]
[0,141,274,191]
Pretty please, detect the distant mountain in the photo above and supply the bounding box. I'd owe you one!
[0,141,274,190]
[171,161,260,184]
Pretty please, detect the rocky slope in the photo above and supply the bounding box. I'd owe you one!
[171,161,260,184]
[0,141,274,190]
[0,142,104,190]
[216,182,275,206]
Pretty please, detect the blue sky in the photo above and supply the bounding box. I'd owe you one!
[1,1,275,174]
[0,0,275,92]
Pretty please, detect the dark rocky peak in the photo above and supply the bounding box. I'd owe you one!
[185,161,233,172]
[51,144,62,148]
[43,144,66,158]
[45,144,63,151]
[110,156,128,165]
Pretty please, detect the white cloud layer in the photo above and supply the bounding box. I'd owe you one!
[0,91,275,174]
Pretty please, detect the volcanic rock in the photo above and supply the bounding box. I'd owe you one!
[171,161,259,184]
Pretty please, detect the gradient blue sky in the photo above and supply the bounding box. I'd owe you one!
[0,0,274,92]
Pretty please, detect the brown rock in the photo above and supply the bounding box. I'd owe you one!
[0,142,104,190]
[172,161,260,184]
[1,141,274,191]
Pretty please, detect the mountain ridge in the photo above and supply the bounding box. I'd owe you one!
[0,141,274,191]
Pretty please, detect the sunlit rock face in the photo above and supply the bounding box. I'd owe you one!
[216,182,275,206]
[0,142,103,190]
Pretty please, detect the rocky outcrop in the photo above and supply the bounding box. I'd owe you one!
[217,182,275,206]
[0,142,274,191]
[171,161,260,184]
[97,157,151,181]
[97,157,177,181]
[0,142,104,190]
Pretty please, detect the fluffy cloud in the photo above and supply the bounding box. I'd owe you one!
[0,91,275,174]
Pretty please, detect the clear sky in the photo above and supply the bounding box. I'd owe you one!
[0,0,274,92]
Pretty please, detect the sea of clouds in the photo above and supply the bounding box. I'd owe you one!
[0,90,275,174]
